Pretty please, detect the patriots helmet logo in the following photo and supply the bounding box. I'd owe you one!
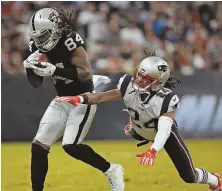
[158,65,168,72]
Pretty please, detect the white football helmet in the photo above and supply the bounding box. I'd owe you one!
[29,8,61,52]
[132,56,170,92]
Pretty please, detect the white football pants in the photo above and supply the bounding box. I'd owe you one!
[34,75,110,147]
[34,97,97,147]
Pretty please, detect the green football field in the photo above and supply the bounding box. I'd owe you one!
[2,140,222,191]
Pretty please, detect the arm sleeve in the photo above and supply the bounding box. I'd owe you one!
[150,116,173,152]
[150,94,180,152]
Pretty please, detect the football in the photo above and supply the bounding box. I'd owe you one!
[34,53,48,68]
[39,53,48,62]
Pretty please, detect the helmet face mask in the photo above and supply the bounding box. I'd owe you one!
[29,8,61,52]
[30,28,59,52]
[132,68,161,92]
[132,56,170,93]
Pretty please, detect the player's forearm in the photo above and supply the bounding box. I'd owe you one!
[71,47,92,82]
[150,116,173,152]
[83,89,122,105]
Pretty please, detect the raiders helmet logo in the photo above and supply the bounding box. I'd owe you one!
[48,12,58,23]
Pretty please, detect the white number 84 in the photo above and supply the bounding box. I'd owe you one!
[64,34,84,51]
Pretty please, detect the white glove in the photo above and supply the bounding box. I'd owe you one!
[23,50,42,68]
[31,62,56,77]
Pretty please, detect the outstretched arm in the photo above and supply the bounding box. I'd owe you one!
[58,73,131,105]
[58,89,122,105]
[135,111,175,166]
[86,89,122,104]
[150,111,175,152]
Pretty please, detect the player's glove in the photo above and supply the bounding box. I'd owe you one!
[124,121,132,136]
[23,50,42,68]
[58,96,85,105]
[135,148,157,166]
[31,62,56,77]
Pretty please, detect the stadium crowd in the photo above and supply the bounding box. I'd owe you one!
[1,1,222,75]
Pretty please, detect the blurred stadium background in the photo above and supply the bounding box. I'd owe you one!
[1,1,222,191]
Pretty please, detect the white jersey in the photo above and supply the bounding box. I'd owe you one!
[117,74,180,141]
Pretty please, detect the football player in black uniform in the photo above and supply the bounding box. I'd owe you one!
[23,7,124,191]
[58,53,221,191]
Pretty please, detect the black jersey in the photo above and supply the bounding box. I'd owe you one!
[29,31,93,96]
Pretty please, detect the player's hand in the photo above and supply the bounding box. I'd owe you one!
[23,50,42,68]
[124,121,132,136]
[31,62,56,77]
[57,96,82,105]
[135,148,157,166]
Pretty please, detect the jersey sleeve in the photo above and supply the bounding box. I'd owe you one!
[117,74,132,97]
[64,31,85,52]
[160,93,180,115]
[167,94,180,112]
[28,39,38,53]
[26,39,44,87]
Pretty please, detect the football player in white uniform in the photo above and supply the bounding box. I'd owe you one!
[58,54,221,191]
[23,7,124,191]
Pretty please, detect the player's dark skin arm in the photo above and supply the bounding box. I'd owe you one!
[71,47,93,82]
[54,46,92,82]
[85,89,122,104]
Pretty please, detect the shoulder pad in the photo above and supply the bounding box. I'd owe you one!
[117,74,132,97]
[160,91,180,115]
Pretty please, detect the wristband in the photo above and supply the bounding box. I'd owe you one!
[81,94,89,104]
